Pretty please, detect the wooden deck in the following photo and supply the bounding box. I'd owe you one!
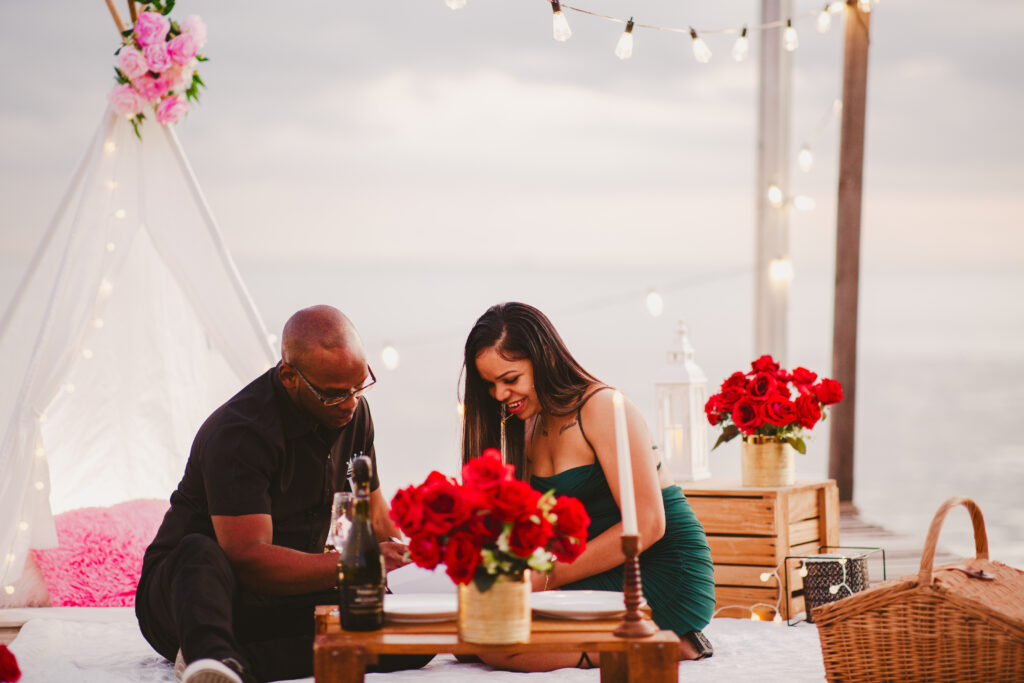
[0,509,956,647]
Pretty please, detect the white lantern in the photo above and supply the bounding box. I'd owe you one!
[654,321,711,481]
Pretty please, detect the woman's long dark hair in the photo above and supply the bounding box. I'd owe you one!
[461,302,600,479]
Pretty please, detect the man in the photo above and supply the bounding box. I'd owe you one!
[136,306,430,683]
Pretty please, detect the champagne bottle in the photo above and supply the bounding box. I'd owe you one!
[338,454,384,631]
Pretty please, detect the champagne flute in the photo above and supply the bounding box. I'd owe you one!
[328,491,354,551]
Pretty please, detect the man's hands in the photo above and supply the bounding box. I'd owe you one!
[380,540,411,573]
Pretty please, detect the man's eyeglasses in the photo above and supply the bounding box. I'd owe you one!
[292,365,376,406]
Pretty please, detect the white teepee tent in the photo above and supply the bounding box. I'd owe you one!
[0,109,276,590]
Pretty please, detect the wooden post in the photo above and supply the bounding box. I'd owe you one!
[104,0,126,35]
[829,2,871,503]
[755,0,793,366]
[127,0,138,23]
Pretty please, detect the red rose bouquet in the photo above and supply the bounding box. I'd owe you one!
[705,355,843,453]
[389,450,589,592]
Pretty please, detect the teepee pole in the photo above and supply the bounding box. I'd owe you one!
[126,1,138,23]
[104,0,126,35]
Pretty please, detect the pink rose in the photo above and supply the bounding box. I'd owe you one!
[108,84,145,116]
[156,95,189,125]
[133,74,171,102]
[179,15,208,48]
[116,46,148,80]
[144,42,172,73]
[133,11,170,47]
[167,33,198,66]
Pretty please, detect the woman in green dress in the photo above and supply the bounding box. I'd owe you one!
[461,302,716,671]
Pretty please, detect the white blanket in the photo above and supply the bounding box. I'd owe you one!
[4,608,825,682]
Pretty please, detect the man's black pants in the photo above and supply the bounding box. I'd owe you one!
[136,534,432,682]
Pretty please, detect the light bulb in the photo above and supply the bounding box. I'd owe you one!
[829,1,847,12]
[767,184,784,207]
[65,383,75,393]
[100,278,114,295]
[773,614,783,623]
[106,242,116,252]
[17,521,28,532]
[456,402,465,416]
[381,345,400,371]
[552,2,572,42]
[615,20,634,60]
[750,611,760,621]
[3,586,14,596]
[444,0,467,9]
[106,179,118,191]
[793,195,816,211]
[770,258,794,283]
[829,584,840,595]
[82,348,94,359]
[690,28,712,63]
[114,208,126,219]
[34,481,45,491]
[817,8,832,33]
[833,98,844,116]
[800,566,809,578]
[759,572,771,582]
[798,145,813,172]
[4,553,14,564]
[94,317,104,328]
[784,20,799,52]
[732,27,749,62]
[35,447,45,458]
[857,0,871,12]
[103,141,116,154]
[645,290,664,317]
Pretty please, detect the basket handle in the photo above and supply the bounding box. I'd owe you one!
[918,496,989,586]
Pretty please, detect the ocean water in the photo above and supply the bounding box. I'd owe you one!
[2,258,1023,567]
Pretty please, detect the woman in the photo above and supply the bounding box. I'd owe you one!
[461,302,715,671]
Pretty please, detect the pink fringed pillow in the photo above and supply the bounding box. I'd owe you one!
[31,498,169,607]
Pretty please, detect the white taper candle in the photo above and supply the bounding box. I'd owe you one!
[612,391,639,535]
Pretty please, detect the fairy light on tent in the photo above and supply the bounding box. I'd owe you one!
[645,289,664,317]
[551,1,572,42]
[798,144,814,172]
[793,195,816,211]
[103,141,116,155]
[732,27,749,62]
[444,0,467,9]
[783,19,799,52]
[817,5,832,33]
[770,258,794,283]
[857,0,871,13]
[614,18,634,60]
[689,28,712,63]
[381,344,400,371]
[767,184,784,208]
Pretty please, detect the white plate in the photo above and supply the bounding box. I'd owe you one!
[383,593,457,623]
[530,590,635,620]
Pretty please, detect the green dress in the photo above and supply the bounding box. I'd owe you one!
[531,463,716,636]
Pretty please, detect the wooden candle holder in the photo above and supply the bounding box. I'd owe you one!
[613,534,658,638]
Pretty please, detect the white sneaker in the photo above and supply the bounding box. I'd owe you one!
[181,658,244,683]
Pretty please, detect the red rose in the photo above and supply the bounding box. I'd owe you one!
[704,394,723,426]
[551,534,586,562]
[464,508,504,543]
[812,378,843,405]
[721,371,749,391]
[717,386,745,411]
[444,531,481,585]
[795,394,823,429]
[751,354,780,374]
[488,479,540,522]
[389,485,425,536]
[791,367,818,386]
[462,450,514,490]
[552,495,590,538]
[419,473,471,535]
[748,372,779,401]
[408,533,442,569]
[0,644,20,683]
[732,398,764,434]
[509,516,554,557]
[763,397,796,427]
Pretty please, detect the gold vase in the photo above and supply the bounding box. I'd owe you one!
[457,570,531,644]
[741,436,795,487]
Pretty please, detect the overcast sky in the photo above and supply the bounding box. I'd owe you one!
[1,0,1021,274]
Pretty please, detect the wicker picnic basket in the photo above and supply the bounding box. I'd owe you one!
[813,497,1024,682]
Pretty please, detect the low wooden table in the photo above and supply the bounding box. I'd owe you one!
[313,605,680,683]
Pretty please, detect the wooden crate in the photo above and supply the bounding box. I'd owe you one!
[680,478,839,620]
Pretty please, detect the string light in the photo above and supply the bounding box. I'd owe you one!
[65,383,75,393]
[17,521,28,532]
[767,184,784,207]
[857,0,871,13]
[645,289,664,317]
[4,553,13,565]
[551,1,572,42]
[82,348,94,359]
[94,318,104,329]
[816,6,832,33]
[731,27,749,62]
[99,278,114,295]
[35,446,45,458]
[381,344,400,371]
[3,586,14,595]
[34,481,45,491]
[106,180,118,191]
[106,242,116,252]
[114,209,126,219]
[614,18,634,60]
[770,258,794,283]
[456,402,465,416]
[793,195,816,211]
[444,0,467,9]
[689,28,712,63]
[103,141,116,154]
[783,19,799,52]
[829,1,846,12]
[798,145,813,172]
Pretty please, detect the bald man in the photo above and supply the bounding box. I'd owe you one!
[135,306,430,683]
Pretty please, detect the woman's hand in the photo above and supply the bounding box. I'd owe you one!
[531,568,550,592]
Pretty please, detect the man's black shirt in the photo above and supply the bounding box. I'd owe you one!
[142,365,380,574]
